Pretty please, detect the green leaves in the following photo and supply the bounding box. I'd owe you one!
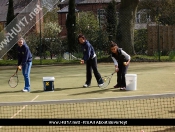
[43,22,62,38]
[76,11,100,46]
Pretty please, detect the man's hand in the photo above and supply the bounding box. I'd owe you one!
[18,65,22,70]
[80,60,84,64]
[115,67,119,72]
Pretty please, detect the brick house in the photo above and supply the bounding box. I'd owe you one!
[57,0,120,36]
[58,0,153,37]
[0,0,42,33]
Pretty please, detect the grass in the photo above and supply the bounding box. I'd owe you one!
[129,55,175,62]
[0,59,80,66]
[1,55,175,66]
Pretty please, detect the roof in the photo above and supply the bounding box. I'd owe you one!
[58,0,120,13]
[78,0,120,4]
[60,0,84,4]
[0,0,9,21]
[58,6,79,13]
[60,0,120,4]
[0,0,32,22]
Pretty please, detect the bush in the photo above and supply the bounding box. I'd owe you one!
[168,50,175,60]
[153,51,161,60]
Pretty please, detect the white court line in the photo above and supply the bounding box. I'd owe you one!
[10,95,39,118]
[0,93,68,98]
[41,93,68,96]
[0,95,39,128]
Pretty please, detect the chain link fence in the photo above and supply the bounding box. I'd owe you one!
[19,0,175,64]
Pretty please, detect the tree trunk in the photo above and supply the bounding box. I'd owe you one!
[118,0,139,55]
[66,0,76,53]
[50,51,52,59]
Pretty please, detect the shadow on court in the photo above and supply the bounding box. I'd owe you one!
[111,89,132,92]
[30,90,44,93]
[0,90,22,94]
[54,87,84,91]
[68,87,128,96]
[30,87,84,93]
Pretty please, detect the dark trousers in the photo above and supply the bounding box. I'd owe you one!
[85,56,103,85]
[117,64,129,87]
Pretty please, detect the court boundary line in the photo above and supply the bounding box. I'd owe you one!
[0,93,67,98]
[10,95,39,118]
[0,93,175,106]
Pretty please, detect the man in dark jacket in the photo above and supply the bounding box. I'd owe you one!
[78,34,104,88]
[17,38,32,92]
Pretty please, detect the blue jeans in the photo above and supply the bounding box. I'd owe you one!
[22,62,32,91]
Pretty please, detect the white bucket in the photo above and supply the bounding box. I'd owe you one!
[43,77,55,81]
[125,74,137,91]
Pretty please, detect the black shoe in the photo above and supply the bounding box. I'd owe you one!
[114,84,120,88]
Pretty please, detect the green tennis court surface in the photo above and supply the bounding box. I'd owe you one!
[0,62,175,132]
[0,62,174,102]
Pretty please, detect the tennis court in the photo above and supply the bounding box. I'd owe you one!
[0,62,175,132]
[0,62,175,101]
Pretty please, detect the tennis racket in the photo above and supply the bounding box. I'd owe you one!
[8,68,19,88]
[99,71,116,89]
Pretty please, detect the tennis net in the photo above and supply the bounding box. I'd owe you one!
[0,93,175,132]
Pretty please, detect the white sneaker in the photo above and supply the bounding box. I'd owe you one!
[22,89,30,92]
[120,87,126,91]
[98,83,104,87]
[83,84,90,88]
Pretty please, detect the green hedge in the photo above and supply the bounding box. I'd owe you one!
[1,55,175,66]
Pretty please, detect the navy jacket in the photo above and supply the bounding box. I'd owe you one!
[18,43,32,66]
[82,40,96,61]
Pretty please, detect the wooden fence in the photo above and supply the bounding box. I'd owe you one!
[147,25,175,55]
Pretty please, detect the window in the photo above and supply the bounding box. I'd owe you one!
[97,9,106,26]
[116,12,119,22]
[66,13,68,19]
[136,13,141,23]
[136,9,151,24]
